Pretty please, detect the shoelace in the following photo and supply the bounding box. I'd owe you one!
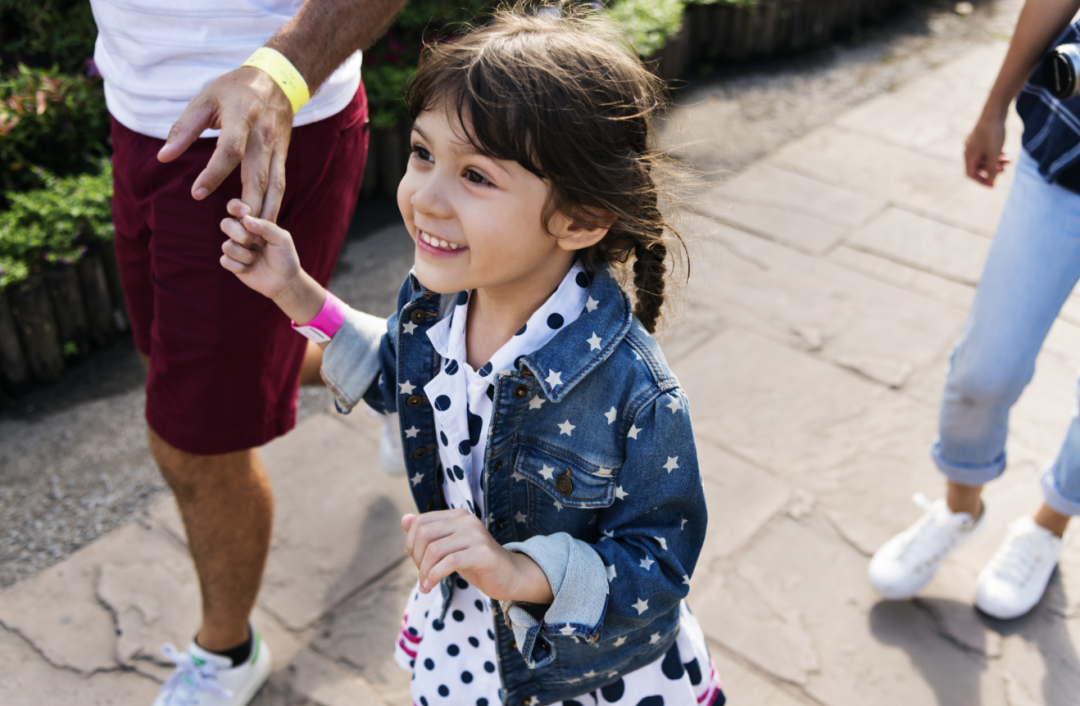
[158,643,234,705]
[898,493,972,567]
[987,528,1045,585]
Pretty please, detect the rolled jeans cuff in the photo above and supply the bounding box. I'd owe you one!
[1041,469,1080,517]
[932,438,1006,487]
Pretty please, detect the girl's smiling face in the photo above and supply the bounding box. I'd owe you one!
[397,108,587,300]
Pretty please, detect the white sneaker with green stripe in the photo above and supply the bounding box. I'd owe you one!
[152,629,271,706]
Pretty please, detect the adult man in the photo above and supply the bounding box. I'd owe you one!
[88,0,404,703]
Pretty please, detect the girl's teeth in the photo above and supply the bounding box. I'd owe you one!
[420,231,462,251]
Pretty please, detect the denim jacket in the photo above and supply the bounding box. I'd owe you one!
[320,267,708,706]
[1016,19,1080,192]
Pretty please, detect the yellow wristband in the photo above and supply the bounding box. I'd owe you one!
[242,47,310,114]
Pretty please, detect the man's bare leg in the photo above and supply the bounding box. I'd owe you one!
[148,427,273,652]
[299,340,323,386]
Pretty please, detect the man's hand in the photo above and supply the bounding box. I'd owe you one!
[159,67,293,221]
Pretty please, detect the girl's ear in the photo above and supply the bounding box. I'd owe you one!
[552,209,617,252]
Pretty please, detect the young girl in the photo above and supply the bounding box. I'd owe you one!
[219,6,722,705]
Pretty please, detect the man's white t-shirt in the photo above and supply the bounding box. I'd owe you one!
[90,0,362,140]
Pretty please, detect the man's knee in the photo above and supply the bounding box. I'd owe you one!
[147,426,258,504]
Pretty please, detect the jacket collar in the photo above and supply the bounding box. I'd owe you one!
[407,267,633,402]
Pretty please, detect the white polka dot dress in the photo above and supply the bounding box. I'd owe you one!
[393,263,723,706]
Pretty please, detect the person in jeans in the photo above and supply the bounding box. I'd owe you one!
[868,0,1080,619]
[89,0,404,703]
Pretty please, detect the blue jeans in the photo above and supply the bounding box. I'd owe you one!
[935,150,1080,516]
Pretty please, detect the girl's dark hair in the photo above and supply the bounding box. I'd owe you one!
[404,2,683,333]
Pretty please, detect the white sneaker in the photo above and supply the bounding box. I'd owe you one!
[975,516,1064,619]
[152,630,272,706]
[868,493,987,599]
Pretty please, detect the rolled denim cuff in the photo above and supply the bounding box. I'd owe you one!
[932,438,1007,487]
[502,533,609,667]
[1041,468,1080,517]
[320,307,387,414]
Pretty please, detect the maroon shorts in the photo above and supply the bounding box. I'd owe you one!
[111,85,368,455]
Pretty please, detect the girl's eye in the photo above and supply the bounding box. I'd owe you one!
[464,169,492,186]
[411,144,432,162]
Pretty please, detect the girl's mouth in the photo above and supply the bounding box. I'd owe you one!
[418,229,465,253]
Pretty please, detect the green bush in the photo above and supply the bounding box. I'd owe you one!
[0,161,113,290]
[607,0,686,58]
[0,0,99,73]
[0,63,110,194]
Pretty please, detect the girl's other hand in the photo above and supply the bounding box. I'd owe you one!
[964,117,1010,187]
[401,510,553,605]
[219,198,301,299]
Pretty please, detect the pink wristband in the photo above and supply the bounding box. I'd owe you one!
[291,290,346,343]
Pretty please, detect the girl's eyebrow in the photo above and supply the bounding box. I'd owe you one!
[412,123,512,181]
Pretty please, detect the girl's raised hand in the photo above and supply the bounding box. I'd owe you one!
[401,509,553,605]
[220,198,302,299]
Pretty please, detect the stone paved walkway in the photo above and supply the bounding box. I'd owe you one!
[4,27,1080,706]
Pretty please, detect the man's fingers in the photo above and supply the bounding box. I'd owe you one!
[240,127,272,218]
[260,150,287,222]
[226,198,251,219]
[192,120,250,200]
[159,99,216,164]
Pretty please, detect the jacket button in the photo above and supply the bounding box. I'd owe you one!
[406,395,424,408]
[494,460,503,471]
[426,500,435,511]
[519,698,530,706]
[495,518,505,531]
[513,385,528,399]
[409,308,426,325]
[556,472,574,497]
[412,447,427,460]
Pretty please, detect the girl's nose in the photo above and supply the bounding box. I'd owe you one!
[411,171,452,220]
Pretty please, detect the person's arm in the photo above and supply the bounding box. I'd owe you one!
[159,0,406,221]
[966,0,1080,186]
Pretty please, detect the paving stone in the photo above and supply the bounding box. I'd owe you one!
[681,217,964,389]
[0,625,159,706]
[693,509,1009,706]
[0,519,187,674]
[696,438,789,571]
[994,611,1080,706]
[696,163,884,254]
[826,246,976,312]
[773,125,1013,237]
[847,207,991,286]
[710,644,816,705]
[312,559,416,706]
[283,648,389,706]
[892,43,1007,114]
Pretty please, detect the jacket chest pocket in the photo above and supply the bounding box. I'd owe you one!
[514,442,617,537]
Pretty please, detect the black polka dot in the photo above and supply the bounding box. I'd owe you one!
[576,271,589,287]
[457,291,469,305]
[483,661,496,673]
[409,659,415,668]
[479,362,493,376]
[661,644,684,680]
[637,697,664,706]
[434,395,452,411]
[547,313,564,329]
[432,619,445,631]
[566,700,585,706]
[447,644,460,656]
[445,359,459,375]
[487,629,495,641]
[461,671,473,684]
[486,384,495,401]
[467,404,483,445]
[477,700,489,706]
[452,465,465,481]
[440,431,448,446]
[424,658,435,670]
[515,324,527,336]
[684,658,702,686]
[458,440,471,455]
[474,599,485,612]
[424,611,429,618]
[468,636,480,648]
[438,685,449,697]
[600,678,625,701]
[452,610,465,622]
[456,577,469,589]
[420,697,428,706]
[407,627,418,636]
